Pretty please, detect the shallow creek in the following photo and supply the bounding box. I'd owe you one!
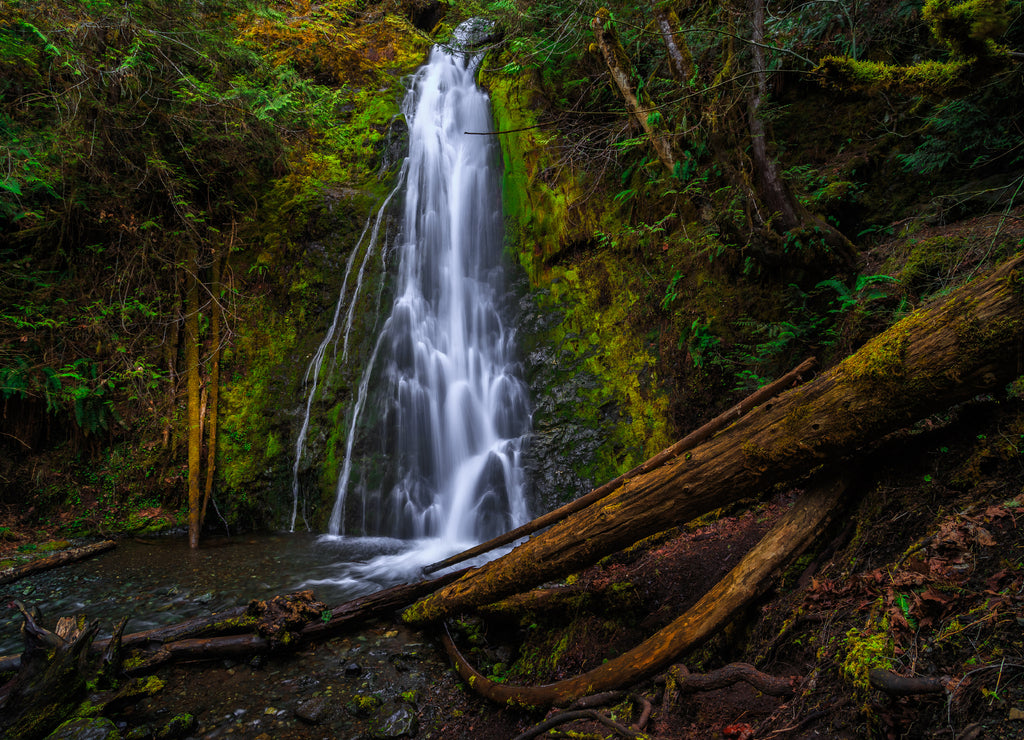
[0,534,448,656]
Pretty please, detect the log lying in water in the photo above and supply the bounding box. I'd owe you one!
[0,540,116,586]
[0,566,473,678]
[405,253,1024,624]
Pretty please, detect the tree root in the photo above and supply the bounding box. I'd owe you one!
[442,475,842,707]
[658,662,799,697]
[868,668,948,695]
[511,708,645,740]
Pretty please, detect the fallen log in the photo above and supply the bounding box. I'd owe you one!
[423,357,816,574]
[0,540,116,586]
[442,476,844,707]
[405,254,1024,624]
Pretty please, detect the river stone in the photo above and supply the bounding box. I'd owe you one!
[344,661,362,676]
[45,717,121,740]
[295,696,328,724]
[375,706,418,738]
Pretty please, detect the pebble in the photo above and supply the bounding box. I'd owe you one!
[295,696,328,724]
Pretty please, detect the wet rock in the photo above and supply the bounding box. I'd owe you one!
[124,726,152,740]
[344,661,363,676]
[295,695,328,724]
[45,717,121,740]
[156,713,196,739]
[374,706,418,738]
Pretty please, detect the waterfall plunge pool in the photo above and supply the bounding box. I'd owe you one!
[0,533,509,657]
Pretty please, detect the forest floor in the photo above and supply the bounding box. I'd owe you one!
[5,431,1021,740]
[3,396,1024,739]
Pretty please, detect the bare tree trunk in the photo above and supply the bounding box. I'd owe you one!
[201,240,224,527]
[591,9,676,172]
[185,247,202,550]
[404,254,1024,623]
[748,0,800,231]
[651,3,694,82]
[747,0,857,263]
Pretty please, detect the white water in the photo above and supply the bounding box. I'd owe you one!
[320,21,531,573]
[289,179,403,532]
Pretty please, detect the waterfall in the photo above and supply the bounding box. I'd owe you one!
[324,20,531,555]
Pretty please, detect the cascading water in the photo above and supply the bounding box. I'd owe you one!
[314,20,530,578]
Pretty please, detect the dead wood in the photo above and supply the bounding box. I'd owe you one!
[513,709,645,740]
[0,602,132,740]
[2,567,472,683]
[868,668,948,695]
[662,662,798,696]
[94,604,250,652]
[441,476,843,707]
[424,357,816,575]
[591,9,676,172]
[406,255,1024,624]
[0,540,116,586]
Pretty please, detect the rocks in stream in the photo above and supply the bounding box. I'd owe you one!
[295,696,328,725]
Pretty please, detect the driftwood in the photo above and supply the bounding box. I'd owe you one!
[405,254,1024,624]
[0,540,116,586]
[423,357,816,575]
[442,475,844,707]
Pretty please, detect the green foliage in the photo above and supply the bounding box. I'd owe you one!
[897,97,1024,175]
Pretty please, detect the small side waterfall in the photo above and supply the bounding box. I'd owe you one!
[320,21,530,561]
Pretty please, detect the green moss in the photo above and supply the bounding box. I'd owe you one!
[900,236,961,293]
[840,621,895,694]
[345,693,383,716]
[842,324,911,383]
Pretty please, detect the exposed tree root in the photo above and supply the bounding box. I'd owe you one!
[868,668,948,695]
[511,708,645,740]
[441,475,843,707]
[658,662,799,697]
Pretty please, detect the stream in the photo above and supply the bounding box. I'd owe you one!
[0,533,481,657]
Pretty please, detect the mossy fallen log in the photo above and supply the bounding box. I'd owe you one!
[405,253,1024,624]
[423,357,816,575]
[0,540,116,586]
[441,476,844,707]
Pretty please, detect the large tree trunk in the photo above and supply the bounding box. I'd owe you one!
[444,475,845,707]
[404,253,1024,624]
